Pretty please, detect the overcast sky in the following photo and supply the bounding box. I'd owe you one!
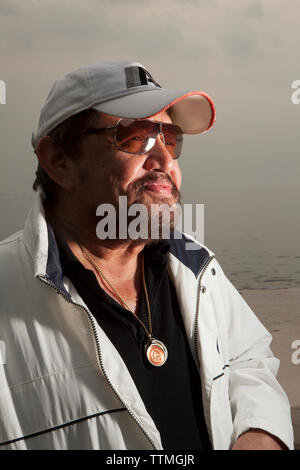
[0,0,299,261]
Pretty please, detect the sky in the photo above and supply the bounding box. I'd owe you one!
[0,0,299,284]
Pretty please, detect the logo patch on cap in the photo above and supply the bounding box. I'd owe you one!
[125,66,161,89]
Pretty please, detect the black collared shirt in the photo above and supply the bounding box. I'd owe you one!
[55,231,212,450]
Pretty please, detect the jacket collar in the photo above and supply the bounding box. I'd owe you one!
[168,230,213,277]
[23,189,49,277]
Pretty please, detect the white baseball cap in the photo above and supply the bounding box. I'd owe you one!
[31,60,216,149]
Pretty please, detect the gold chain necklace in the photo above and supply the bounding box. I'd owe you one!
[78,244,168,367]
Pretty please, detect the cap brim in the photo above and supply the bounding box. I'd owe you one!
[93,89,215,134]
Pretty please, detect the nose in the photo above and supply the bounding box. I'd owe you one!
[143,133,176,174]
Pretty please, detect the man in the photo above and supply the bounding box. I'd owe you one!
[0,61,294,450]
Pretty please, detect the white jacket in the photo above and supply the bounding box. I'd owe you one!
[0,192,294,450]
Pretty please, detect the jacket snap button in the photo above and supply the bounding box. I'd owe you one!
[211,268,216,276]
[201,286,206,293]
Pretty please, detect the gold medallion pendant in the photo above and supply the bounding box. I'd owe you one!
[79,246,168,367]
[145,339,168,366]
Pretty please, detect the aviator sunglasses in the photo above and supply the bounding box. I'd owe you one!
[84,118,184,159]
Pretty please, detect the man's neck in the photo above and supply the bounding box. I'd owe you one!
[44,200,146,282]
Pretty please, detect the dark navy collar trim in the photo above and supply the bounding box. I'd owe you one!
[168,230,210,278]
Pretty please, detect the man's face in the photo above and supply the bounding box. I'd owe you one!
[72,110,182,209]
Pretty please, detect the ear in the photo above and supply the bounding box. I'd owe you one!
[35,136,75,191]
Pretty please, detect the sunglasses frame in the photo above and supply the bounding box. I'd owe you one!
[84,118,183,159]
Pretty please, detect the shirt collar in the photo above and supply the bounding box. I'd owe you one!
[52,224,171,276]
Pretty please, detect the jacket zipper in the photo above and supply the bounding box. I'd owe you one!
[192,254,215,447]
[37,275,158,450]
[193,254,215,364]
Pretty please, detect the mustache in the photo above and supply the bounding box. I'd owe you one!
[132,173,180,199]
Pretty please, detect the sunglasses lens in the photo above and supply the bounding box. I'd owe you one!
[162,123,183,159]
[115,119,157,154]
[115,119,183,158]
